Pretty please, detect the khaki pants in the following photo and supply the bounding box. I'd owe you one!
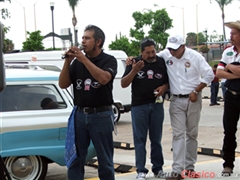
[169,93,202,174]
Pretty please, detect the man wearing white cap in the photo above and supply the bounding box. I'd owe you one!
[216,20,240,176]
[157,34,214,180]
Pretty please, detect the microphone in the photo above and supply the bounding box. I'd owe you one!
[61,45,84,59]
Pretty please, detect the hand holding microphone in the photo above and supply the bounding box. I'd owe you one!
[61,45,84,59]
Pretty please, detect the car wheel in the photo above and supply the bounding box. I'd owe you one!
[4,156,48,180]
[112,104,120,123]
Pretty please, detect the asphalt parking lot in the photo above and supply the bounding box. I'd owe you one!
[45,87,240,180]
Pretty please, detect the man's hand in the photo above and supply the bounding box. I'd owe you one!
[126,56,135,66]
[132,60,144,73]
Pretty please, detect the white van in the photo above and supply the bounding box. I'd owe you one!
[4,50,131,122]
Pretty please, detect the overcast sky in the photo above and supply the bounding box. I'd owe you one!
[1,0,240,50]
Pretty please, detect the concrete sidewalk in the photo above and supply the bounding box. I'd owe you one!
[113,157,240,180]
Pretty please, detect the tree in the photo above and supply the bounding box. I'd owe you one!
[3,38,14,53]
[130,8,173,52]
[22,31,45,51]
[186,32,197,46]
[0,0,11,19]
[210,30,223,42]
[210,0,234,41]
[67,0,80,46]
[108,34,138,56]
[185,32,208,47]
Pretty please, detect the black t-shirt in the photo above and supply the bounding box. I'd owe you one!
[122,56,168,106]
[69,51,117,107]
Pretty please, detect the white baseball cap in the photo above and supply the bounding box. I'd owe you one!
[166,34,184,50]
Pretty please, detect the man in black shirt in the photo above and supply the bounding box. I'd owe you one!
[59,25,117,180]
[121,38,169,179]
[216,20,240,176]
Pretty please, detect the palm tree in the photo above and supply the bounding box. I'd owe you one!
[67,0,80,46]
[210,0,234,41]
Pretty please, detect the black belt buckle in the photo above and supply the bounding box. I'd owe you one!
[83,107,90,114]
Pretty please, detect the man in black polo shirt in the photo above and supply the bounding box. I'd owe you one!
[216,20,240,176]
[59,25,117,180]
[121,38,169,179]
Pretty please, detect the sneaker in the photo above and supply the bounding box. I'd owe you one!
[166,172,184,180]
[154,170,167,178]
[222,167,233,177]
[136,172,146,180]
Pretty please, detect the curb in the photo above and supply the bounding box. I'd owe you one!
[114,141,134,150]
[86,158,136,173]
[197,147,240,157]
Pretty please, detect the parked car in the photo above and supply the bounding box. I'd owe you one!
[4,50,131,122]
[0,65,96,180]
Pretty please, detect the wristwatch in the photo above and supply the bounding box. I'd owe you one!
[193,90,199,95]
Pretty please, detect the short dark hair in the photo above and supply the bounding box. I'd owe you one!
[140,38,156,52]
[84,25,105,48]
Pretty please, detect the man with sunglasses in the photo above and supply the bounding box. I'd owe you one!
[121,38,169,179]
[157,34,214,180]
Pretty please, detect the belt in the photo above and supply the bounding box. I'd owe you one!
[227,89,240,95]
[77,105,112,114]
[173,94,189,98]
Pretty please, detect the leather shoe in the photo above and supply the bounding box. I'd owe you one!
[165,172,184,180]
[209,103,215,106]
[184,169,200,178]
[215,103,220,105]
[222,167,233,176]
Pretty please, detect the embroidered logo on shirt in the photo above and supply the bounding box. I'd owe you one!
[76,79,82,90]
[185,62,191,68]
[166,60,173,65]
[84,79,92,90]
[227,52,234,56]
[155,73,162,79]
[91,82,101,88]
[137,71,145,79]
[147,70,154,79]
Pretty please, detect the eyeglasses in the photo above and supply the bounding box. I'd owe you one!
[141,38,156,45]
[167,45,182,52]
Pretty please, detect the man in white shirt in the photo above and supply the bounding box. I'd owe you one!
[157,34,214,180]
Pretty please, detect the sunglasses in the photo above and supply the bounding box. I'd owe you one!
[167,45,182,51]
[141,38,156,45]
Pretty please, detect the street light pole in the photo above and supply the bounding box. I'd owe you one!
[34,0,38,31]
[75,27,78,46]
[171,6,185,41]
[50,2,55,50]
[196,0,203,52]
[16,1,27,41]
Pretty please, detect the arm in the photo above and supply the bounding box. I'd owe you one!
[216,68,240,79]
[154,83,169,96]
[67,47,114,85]
[59,52,75,89]
[121,60,144,88]
[225,64,240,77]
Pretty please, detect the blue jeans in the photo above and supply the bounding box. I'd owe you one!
[210,82,219,104]
[68,109,115,180]
[131,103,164,174]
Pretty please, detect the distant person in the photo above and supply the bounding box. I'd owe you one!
[221,78,227,99]
[41,97,58,109]
[59,25,117,180]
[210,64,220,106]
[216,19,240,176]
[122,38,169,179]
[157,34,214,180]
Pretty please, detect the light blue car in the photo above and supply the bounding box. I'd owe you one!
[0,66,96,180]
